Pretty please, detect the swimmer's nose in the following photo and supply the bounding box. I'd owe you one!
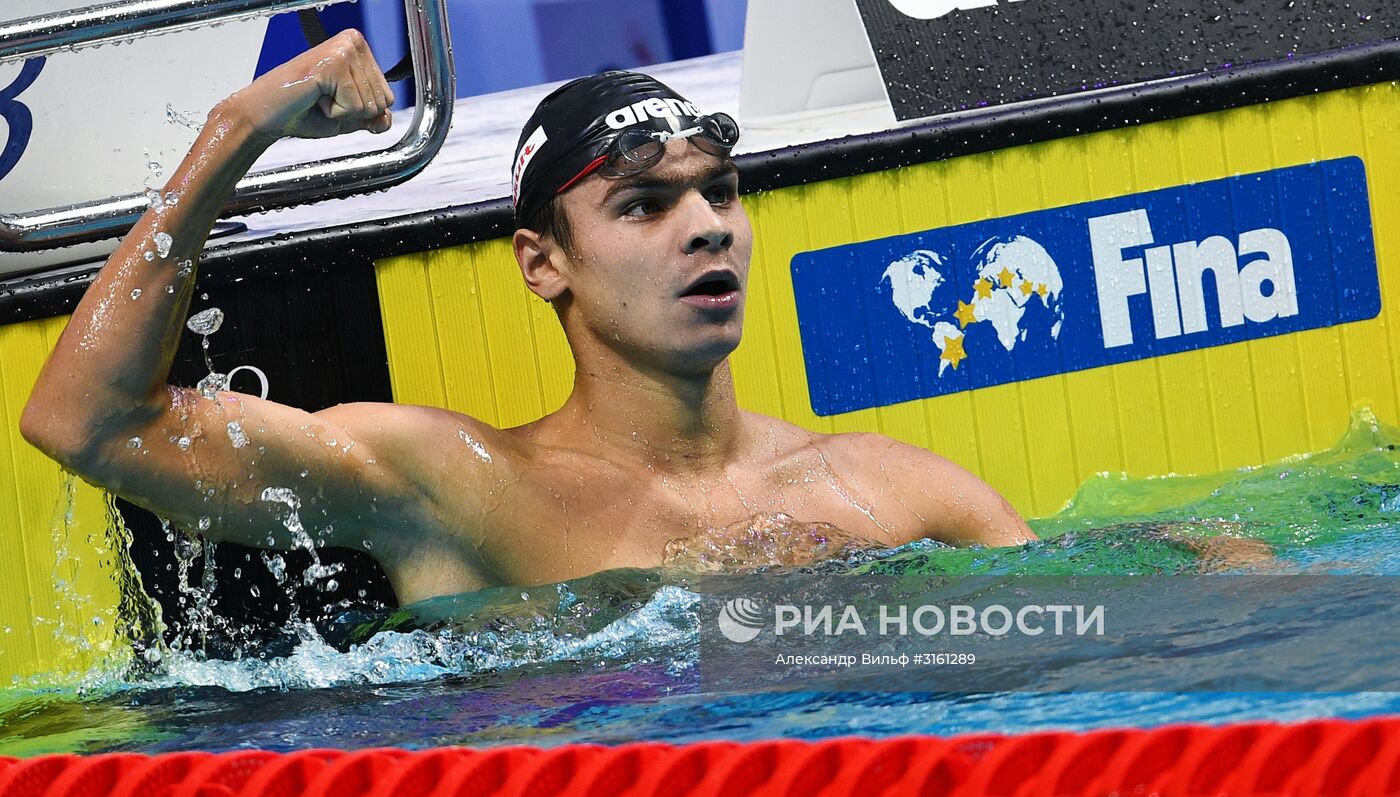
[681,194,734,255]
[685,229,734,254]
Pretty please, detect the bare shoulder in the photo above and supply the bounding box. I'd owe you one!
[312,402,513,510]
[811,430,1037,548]
[313,402,508,471]
[314,401,498,442]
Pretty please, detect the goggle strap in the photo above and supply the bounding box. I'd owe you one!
[555,155,610,196]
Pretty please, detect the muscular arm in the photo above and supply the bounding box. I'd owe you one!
[844,433,1037,548]
[19,33,420,552]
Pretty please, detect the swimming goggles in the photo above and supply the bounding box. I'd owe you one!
[558,112,741,193]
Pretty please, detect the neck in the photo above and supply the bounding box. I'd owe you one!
[551,350,745,475]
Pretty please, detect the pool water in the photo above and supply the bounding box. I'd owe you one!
[2,411,1399,757]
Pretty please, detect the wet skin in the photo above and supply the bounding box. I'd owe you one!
[21,34,1035,608]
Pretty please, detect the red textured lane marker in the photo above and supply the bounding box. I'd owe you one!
[0,717,1398,797]
[569,741,672,797]
[108,750,214,797]
[238,749,343,797]
[167,750,280,797]
[301,748,410,797]
[371,747,475,797]
[0,754,79,797]
[1024,727,1142,797]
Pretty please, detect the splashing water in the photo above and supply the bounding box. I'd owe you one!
[164,104,203,131]
[186,308,223,337]
[259,487,343,594]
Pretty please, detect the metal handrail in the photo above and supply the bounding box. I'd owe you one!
[0,0,455,252]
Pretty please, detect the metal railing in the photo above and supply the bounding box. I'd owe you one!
[0,0,455,252]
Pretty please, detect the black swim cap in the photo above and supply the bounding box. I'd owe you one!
[512,71,706,228]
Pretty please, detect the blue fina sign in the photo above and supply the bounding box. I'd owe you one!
[790,157,1380,416]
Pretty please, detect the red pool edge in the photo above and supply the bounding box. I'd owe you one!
[2,716,1398,796]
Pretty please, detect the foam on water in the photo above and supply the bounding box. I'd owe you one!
[139,584,702,693]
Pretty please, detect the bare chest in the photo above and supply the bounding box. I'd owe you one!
[464,456,908,586]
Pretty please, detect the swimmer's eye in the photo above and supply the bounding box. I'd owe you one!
[620,198,664,218]
[704,183,737,206]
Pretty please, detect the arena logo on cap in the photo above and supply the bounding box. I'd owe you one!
[512,125,548,204]
[887,0,1028,20]
[605,97,702,130]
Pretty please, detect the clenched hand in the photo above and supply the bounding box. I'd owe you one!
[227,29,395,145]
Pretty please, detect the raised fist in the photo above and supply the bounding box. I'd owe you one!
[226,29,395,144]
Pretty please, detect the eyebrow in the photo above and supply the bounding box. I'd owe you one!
[601,161,739,204]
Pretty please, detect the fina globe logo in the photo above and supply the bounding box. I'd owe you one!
[790,158,1379,415]
[887,0,1028,20]
[879,211,1299,375]
[882,237,1063,375]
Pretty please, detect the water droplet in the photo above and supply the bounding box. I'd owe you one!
[187,307,224,336]
[130,288,142,300]
[260,486,300,508]
[197,372,227,399]
[176,436,191,450]
[226,420,249,448]
[164,104,203,130]
[154,232,173,258]
[127,436,143,449]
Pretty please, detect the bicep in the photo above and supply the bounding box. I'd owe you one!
[923,463,1037,547]
[105,387,412,550]
[865,436,1036,548]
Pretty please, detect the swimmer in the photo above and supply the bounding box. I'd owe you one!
[21,34,1037,605]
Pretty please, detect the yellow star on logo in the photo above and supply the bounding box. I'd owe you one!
[1037,283,1048,298]
[1020,279,1034,296]
[954,300,978,328]
[973,279,993,299]
[941,334,967,370]
[997,267,1015,288]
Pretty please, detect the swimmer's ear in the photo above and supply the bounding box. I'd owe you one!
[513,227,568,303]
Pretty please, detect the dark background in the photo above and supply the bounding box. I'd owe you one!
[855,0,1399,120]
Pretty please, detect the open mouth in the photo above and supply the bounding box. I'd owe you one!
[681,271,741,298]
